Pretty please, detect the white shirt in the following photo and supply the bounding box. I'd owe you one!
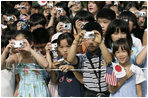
[131,34,142,51]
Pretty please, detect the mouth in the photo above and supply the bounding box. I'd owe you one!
[89,7,93,11]
[119,57,125,62]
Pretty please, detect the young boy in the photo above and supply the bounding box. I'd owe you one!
[67,22,112,97]
[96,8,116,38]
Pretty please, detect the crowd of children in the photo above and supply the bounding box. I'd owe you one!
[1,1,147,97]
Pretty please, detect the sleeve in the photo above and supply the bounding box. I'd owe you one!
[136,66,146,84]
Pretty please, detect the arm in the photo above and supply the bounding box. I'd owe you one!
[14,74,20,97]
[136,83,142,97]
[59,65,83,84]
[67,30,86,65]
[1,41,15,70]
[93,30,112,64]
[142,30,147,46]
[21,39,49,68]
[136,46,147,65]
[109,70,133,94]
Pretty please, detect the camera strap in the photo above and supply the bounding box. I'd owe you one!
[86,50,102,92]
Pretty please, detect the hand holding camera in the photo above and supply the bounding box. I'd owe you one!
[93,30,102,44]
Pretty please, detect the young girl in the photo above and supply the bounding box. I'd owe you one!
[109,38,145,97]
[105,19,140,65]
[1,30,50,97]
[46,33,84,97]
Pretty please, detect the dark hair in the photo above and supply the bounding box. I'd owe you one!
[55,2,69,16]
[30,13,47,27]
[1,35,9,48]
[83,21,103,36]
[73,10,95,22]
[119,11,138,27]
[96,8,116,20]
[15,30,32,43]
[47,26,56,42]
[5,30,17,41]
[124,1,139,11]
[87,1,105,11]
[113,38,132,56]
[6,8,20,19]
[105,19,132,49]
[32,28,49,44]
[57,33,74,46]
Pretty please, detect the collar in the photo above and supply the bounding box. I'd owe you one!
[86,48,101,58]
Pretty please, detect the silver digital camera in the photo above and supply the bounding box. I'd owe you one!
[63,23,72,30]
[7,16,14,21]
[81,22,88,29]
[16,5,25,9]
[14,40,24,48]
[48,3,53,8]
[84,31,95,39]
[75,1,81,5]
[58,58,65,64]
[51,43,57,51]
[56,8,63,14]
[137,11,146,17]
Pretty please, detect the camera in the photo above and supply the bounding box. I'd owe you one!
[56,8,63,14]
[137,11,146,17]
[84,31,95,39]
[58,58,65,64]
[75,1,81,5]
[51,43,57,51]
[14,40,24,48]
[16,5,25,9]
[48,3,53,8]
[81,22,88,29]
[7,16,14,22]
[63,23,72,30]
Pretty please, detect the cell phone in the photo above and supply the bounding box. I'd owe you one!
[84,31,95,39]
[14,40,24,48]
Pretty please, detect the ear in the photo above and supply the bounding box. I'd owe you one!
[30,41,34,48]
[130,50,133,56]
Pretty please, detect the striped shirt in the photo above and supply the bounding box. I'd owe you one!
[77,50,108,92]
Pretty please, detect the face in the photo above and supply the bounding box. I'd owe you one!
[71,2,82,12]
[97,18,111,37]
[128,20,134,32]
[115,46,130,65]
[111,30,127,42]
[88,2,98,14]
[20,2,31,14]
[58,39,71,59]
[84,38,98,53]
[34,43,47,56]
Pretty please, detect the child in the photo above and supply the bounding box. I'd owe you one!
[1,30,50,97]
[109,38,145,97]
[46,33,84,97]
[96,8,116,38]
[105,19,139,64]
[67,22,112,97]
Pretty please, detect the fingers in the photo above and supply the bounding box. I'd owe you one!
[45,42,52,51]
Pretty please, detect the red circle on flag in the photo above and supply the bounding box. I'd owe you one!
[115,65,122,72]
[42,1,46,3]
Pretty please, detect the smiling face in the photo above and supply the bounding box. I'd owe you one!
[115,46,130,65]
[58,39,70,59]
